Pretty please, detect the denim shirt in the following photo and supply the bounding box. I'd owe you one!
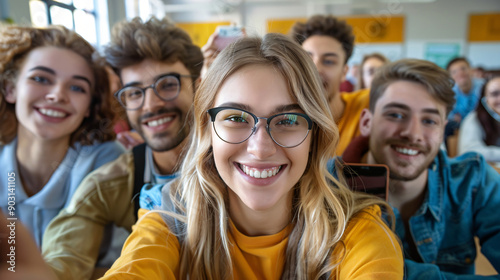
[329,148,500,279]
[395,150,500,279]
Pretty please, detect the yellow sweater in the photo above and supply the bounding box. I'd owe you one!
[336,88,370,156]
[102,205,403,279]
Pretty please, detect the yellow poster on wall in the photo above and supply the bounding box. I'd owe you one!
[267,15,405,44]
[468,13,500,42]
[177,21,232,47]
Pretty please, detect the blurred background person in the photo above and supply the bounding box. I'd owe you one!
[358,52,389,90]
[459,76,500,163]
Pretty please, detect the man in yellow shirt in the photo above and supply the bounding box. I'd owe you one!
[290,15,369,155]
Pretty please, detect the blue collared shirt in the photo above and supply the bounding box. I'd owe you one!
[448,78,484,122]
[398,150,500,279]
[329,148,500,279]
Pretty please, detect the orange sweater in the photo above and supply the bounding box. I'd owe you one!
[102,205,403,279]
[336,88,370,156]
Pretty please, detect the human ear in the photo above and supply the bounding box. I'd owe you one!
[359,108,373,137]
[341,64,349,82]
[4,82,16,104]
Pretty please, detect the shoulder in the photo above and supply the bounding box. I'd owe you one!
[64,152,135,212]
[335,205,404,278]
[436,150,499,187]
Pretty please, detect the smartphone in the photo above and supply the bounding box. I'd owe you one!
[215,25,243,50]
[342,163,389,201]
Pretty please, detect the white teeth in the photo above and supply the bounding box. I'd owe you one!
[395,147,418,156]
[147,116,173,127]
[39,108,66,118]
[240,164,281,179]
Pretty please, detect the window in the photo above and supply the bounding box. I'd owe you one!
[29,0,98,46]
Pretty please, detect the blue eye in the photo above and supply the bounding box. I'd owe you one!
[387,112,404,119]
[70,85,86,93]
[30,76,50,84]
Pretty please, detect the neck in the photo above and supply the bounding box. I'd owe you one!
[16,127,70,197]
[329,91,345,122]
[387,172,428,224]
[459,80,472,94]
[229,191,293,236]
[366,151,427,223]
[151,138,188,175]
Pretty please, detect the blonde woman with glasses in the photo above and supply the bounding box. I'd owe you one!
[102,33,403,279]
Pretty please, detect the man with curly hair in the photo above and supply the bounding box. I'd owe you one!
[41,16,203,279]
[290,15,369,155]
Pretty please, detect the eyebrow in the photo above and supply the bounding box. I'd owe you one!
[382,102,442,116]
[217,102,303,115]
[307,52,339,59]
[29,66,92,87]
[122,72,181,88]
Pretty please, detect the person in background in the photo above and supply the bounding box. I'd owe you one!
[102,33,403,279]
[358,52,389,90]
[290,14,370,155]
[0,24,124,248]
[444,57,484,141]
[342,58,500,279]
[459,76,500,163]
[41,16,203,279]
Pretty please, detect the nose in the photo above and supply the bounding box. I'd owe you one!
[246,120,277,159]
[45,84,69,103]
[400,116,423,142]
[141,87,165,111]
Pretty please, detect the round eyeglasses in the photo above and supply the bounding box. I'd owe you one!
[115,73,197,110]
[207,107,313,148]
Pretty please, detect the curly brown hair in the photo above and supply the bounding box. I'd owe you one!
[104,16,203,79]
[289,15,355,64]
[0,24,116,145]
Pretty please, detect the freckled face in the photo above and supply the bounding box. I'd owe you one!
[211,65,311,212]
[6,46,93,142]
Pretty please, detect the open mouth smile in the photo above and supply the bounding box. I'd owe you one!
[238,163,283,179]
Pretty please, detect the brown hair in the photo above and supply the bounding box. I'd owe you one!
[369,59,456,115]
[289,15,354,64]
[446,56,469,71]
[0,24,116,145]
[104,16,203,79]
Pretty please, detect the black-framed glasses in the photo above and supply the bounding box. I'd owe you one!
[207,107,313,148]
[114,73,197,110]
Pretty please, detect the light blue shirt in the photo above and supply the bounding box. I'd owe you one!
[448,78,484,123]
[0,139,125,247]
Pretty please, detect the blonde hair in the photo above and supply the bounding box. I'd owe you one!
[166,33,392,279]
[0,24,116,145]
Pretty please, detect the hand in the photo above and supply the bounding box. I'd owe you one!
[117,130,144,149]
[201,31,221,79]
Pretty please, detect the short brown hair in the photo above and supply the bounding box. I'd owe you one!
[446,57,469,71]
[289,15,354,64]
[369,59,456,115]
[0,25,115,145]
[104,17,203,78]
